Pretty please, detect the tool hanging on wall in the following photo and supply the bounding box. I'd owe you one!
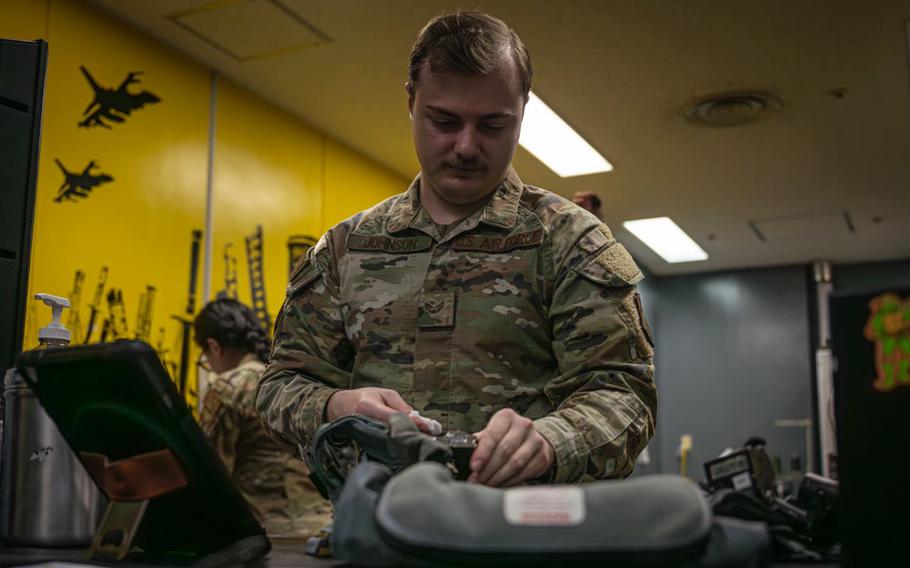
[67,270,86,344]
[101,288,129,341]
[172,230,202,397]
[217,243,239,300]
[84,266,108,343]
[155,326,178,380]
[135,285,156,342]
[287,235,318,279]
[245,225,272,333]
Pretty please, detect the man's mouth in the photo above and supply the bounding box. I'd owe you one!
[447,164,483,174]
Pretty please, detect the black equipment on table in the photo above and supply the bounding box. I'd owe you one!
[703,437,776,499]
[307,414,770,567]
[15,341,270,564]
[703,438,840,563]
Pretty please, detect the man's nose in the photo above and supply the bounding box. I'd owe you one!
[454,126,481,160]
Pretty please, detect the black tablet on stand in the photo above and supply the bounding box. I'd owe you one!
[16,340,270,565]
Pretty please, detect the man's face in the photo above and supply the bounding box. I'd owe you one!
[408,56,525,208]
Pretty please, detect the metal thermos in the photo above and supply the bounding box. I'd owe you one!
[0,370,108,546]
[0,293,108,546]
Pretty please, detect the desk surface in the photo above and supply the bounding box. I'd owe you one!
[0,539,838,568]
[0,538,334,568]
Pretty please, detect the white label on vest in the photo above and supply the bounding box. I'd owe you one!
[503,486,586,526]
[732,471,753,491]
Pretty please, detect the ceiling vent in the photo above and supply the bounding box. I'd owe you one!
[748,210,855,242]
[684,91,781,127]
[170,0,331,62]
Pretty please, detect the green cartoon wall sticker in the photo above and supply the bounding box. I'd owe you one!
[863,293,910,392]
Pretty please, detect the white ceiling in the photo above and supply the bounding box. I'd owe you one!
[89,0,910,276]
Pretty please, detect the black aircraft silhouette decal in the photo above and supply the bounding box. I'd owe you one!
[78,66,161,129]
[54,159,114,203]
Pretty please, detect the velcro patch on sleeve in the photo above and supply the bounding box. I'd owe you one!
[287,258,323,296]
[579,243,644,287]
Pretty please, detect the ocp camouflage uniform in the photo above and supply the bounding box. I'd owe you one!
[200,354,332,535]
[258,169,657,483]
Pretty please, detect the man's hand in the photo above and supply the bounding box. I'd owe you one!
[326,388,430,432]
[468,408,555,487]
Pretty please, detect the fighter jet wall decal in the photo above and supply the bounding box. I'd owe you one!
[54,159,114,203]
[78,66,161,129]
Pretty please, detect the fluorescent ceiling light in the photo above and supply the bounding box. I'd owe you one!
[519,92,613,177]
[623,217,709,263]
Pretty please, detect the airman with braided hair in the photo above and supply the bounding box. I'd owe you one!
[194,298,331,535]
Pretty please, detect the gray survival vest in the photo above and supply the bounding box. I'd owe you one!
[305,414,770,567]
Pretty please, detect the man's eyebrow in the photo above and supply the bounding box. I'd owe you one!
[424,105,516,120]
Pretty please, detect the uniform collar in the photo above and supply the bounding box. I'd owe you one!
[231,353,264,375]
[386,167,524,234]
[214,352,264,381]
[386,175,422,233]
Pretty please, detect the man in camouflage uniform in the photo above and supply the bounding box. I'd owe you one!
[200,353,332,535]
[258,11,656,486]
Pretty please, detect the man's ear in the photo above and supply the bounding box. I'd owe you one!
[406,81,415,117]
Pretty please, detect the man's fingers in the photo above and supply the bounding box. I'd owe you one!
[470,409,514,472]
[345,389,434,432]
[353,397,396,421]
[353,391,411,422]
[477,419,533,484]
[484,435,542,487]
[501,450,550,487]
[379,389,413,412]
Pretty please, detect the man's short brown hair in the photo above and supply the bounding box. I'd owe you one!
[407,11,532,100]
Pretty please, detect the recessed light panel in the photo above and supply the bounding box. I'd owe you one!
[623,217,708,263]
[519,92,612,177]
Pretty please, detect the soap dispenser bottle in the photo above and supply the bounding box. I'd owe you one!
[0,293,107,546]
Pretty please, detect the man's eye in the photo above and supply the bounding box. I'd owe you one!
[431,117,456,126]
[482,123,507,131]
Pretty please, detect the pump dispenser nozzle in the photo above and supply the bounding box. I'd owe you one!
[35,293,72,345]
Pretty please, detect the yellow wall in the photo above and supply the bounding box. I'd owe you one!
[23,0,210,409]
[10,0,409,408]
[210,79,324,325]
[323,138,411,227]
[0,0,47,41]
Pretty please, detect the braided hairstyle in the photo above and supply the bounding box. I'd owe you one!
[193,298,270,363]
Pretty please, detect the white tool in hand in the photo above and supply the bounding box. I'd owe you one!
[409,411,443,436]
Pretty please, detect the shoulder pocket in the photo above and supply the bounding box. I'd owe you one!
[579,243,643,287]
[287,259,323,298]
[287,237,329,297]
